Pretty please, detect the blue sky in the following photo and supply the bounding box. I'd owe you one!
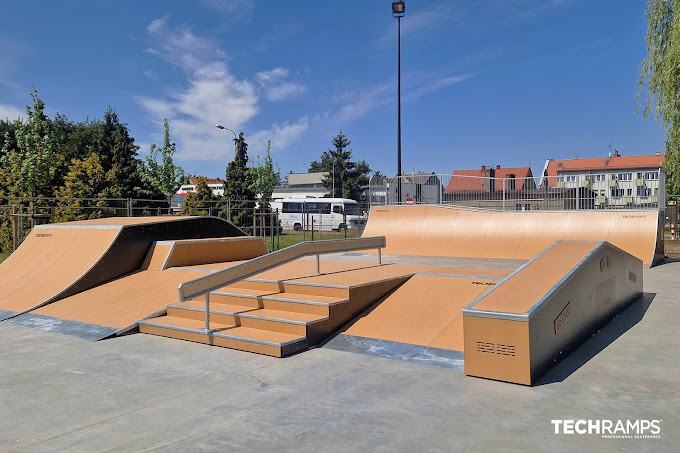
[0,0,664,179]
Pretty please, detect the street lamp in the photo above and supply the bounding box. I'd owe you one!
[215,124,237,158]
[392,1,405,204]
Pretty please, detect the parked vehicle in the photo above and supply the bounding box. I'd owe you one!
[270,197,366,232]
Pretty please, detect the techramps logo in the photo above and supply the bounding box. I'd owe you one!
[551,419,662,439]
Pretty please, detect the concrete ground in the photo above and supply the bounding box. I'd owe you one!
[1,259,678,452]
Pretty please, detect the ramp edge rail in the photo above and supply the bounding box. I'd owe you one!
[177,236,386,331]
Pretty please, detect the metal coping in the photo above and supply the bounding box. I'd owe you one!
[372,204,660,215]
[4,313,118,341]
[463,241,561,312]
[167,304,329,325]
[116,308,168,336]
[209,291,349,306]
[324,334,465,371]
[414,272,502,281]
[138,320,305,347]
[0,309,18,321]
[34,224,123,230]
[462,241,605,320]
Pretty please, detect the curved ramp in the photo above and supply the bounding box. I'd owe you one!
[0,216,246,320]
[363,206,663,266]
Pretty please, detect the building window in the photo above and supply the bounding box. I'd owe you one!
[566,175,578,182]
[637,187,652,197]
[637,172,643,179]
[515,204,522,211]
[645,171,659,180]
[617,173,632,181]
[611,189,624,197]
[626,188,633,196]
[525,204,531,211]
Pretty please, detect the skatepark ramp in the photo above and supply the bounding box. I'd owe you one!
[0,216,246,321]
[463,240,642,385]
[363,205,664,266]
[5,236,269,340]
[139,237,404,357]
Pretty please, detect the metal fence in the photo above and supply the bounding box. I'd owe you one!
[664,195,680,258]
[368,173,666,211]
[0,196,366,253]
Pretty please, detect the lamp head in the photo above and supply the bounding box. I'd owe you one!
[392,1,405,17]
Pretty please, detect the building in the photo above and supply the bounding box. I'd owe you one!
[385,172,443,204]
[271,172,330,200]
[177,177,225,197]
[443,165,535,194]
[541,152,665,208]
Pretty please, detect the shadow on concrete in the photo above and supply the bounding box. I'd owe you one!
[536,292,656,386]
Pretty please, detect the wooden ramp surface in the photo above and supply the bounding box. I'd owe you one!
[363,205,663,265]
[0,226,120,320]
[342,274,500,352]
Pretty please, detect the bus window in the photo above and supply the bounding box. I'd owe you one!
[282,202,302,213]
[344,203,360,216]
[333,205,344,214]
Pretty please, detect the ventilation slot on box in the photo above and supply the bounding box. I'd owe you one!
[554,302,572,334]
[601,297,612,310]
[496,344,516,357]
[629,271,637,283]
[600,257,606,272]
[476,342,495,354]
[476,341,516,357]
[607,256,612,268]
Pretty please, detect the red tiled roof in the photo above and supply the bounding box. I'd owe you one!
[544,154,663,186]
[444,166,533,193]
[188,177,224,185]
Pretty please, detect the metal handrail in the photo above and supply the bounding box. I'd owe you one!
[177,236,386,330]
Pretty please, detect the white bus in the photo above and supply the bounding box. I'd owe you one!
[271,197,366,232]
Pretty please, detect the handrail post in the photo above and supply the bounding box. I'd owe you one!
[378,248,382,265]
[204,293,210,331]
[316,254,320,275]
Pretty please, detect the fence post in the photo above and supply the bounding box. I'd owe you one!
[502,178,506,212]
[11,205,18,251]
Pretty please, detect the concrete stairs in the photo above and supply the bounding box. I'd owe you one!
[139,275,409,357]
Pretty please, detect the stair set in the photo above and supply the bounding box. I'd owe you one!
[139,274,409,357]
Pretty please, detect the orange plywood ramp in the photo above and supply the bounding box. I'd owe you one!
[364,205,663,265]
[0,226,120,320]
[343,275,500,352]
[0,216,247,321]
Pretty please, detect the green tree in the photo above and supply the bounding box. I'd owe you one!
[223,132,254,226]
[94,108,148,198]
[0,90,59,201]
[309,130,371,200]
[247,140,280,210]
[55,153,107,222]
[638,0,680,194]
[141,118,186,200]
[181,176,214,215]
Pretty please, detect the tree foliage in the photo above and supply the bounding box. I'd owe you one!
[639,0,680,194]
[309,130,371,200]
[55,153,107,222]
[247,140,280,210]
[0,90,59,199]
[223,132,254,226]
[141,118,186,200]
[181,176,214,216]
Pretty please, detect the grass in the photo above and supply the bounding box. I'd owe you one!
[267,230,364,251]
[0,252,9,264]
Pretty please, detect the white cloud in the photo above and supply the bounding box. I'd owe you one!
[0,104,24,121]
[249,116,310,154]
[332,73,475,123]
[137,18,261,162]
[143,69,158,80]
[255,67,306,102]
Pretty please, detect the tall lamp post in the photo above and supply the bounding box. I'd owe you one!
[392,1,405,204]
[215,124,237,158]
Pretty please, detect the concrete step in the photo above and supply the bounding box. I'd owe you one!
[138,315,308,357]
